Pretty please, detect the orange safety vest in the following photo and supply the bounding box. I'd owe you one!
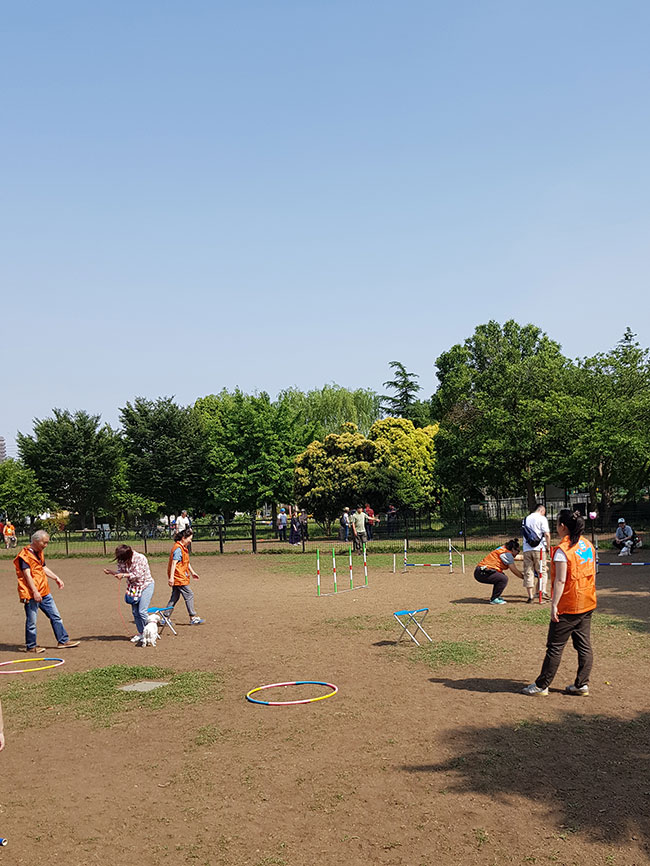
[478,545,511,573]
[168,541,191,586]
[550,536,597,615]
[4,523,15,537]
[14,546,50,600]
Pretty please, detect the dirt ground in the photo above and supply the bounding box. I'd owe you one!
[0,551,648,866]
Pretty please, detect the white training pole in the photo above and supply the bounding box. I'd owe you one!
[461,553,465,574]
[392,553,396,574]
[448,538,453,573]
[363,544,368,585]
[333,547,337,593]
[317,549,321,597]
[349,545,354,590]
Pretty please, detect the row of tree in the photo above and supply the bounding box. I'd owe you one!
[2,323,649,528]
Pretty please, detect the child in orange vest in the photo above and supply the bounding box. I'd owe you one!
[167,529,204,625]
[523,509,597,696]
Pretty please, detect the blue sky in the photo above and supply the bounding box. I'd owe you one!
[3,1,650,455]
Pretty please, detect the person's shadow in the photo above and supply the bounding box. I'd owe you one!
[401,709,650,845]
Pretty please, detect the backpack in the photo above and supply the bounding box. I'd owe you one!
[521,518,542,547]
[340,515,346,527]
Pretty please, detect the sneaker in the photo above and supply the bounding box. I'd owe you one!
[522,683,548,696]
[565,684,589,696]
[57,641,80,648]
[542,593,552,600]
[25,646,46,654]
[130,634,143,643]
[190,617,205,625]
[489,598,507,605]
[526,597,533,604]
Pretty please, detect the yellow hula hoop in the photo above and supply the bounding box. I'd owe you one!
[0,658,65,674]
[246,680,338,706]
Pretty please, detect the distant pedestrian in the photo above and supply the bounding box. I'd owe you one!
[277,508,287,542]
[386,505,398,537]
[13,530,80,652]
[523,509,596,696]
[350,506,368,554]
[289,511,301,545]
[103,545,155,644]
[521,503,551,603]
[299,509,309,540]
[167,529,204,624]
[3,520,17,549]
[176,510,192,551]
[364,504,379,541]
[474,540,523,604]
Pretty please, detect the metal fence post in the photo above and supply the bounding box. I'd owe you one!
[462,499,468,550]
[65,528,69,557]
[218,522,224,554]
[102,531,107,557]
[251,516,257,553]
[143,530,148,556]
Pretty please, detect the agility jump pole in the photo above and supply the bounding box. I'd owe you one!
[403,538,465,574]
[595,541,650,574]
[317,545,368,596]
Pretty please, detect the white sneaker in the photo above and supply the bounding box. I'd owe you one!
[565,684,589,696]
[522,683,548,696]
[130,634,143,643]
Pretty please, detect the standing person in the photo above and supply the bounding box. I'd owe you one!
[3,520,17,549]
[289,511,301,545]
[277,508,287,542]
[613,517,635,556]
[386,504,398,537]
[167,529,204,625]
[521,503,551,603]
[364,504,375,541]
[340,507,350,542]
[176,510,190,533]
[13,530,80,652]
[299,509,309,541]
[523,509,597,696]
[350,506,368,555]
[103,545,155,644]
[474,540,523,604]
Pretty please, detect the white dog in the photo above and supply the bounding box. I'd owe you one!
[141,613,161,647]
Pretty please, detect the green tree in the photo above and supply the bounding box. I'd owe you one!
[120,398,208,516]
[367,417,439,510]
[381,361,430,426]
[0,459,49,521]
[276,384,381,438]
[432,320,570,510]
[17,410,122,526]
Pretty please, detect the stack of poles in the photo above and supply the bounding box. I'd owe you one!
[403,538,454,573]
[317,545,368,596]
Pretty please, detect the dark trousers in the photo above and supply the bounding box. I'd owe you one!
[536,610,594,689]
[278,526,286,542]
[474,566,508,601]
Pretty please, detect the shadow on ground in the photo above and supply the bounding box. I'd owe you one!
[402,710,650,846]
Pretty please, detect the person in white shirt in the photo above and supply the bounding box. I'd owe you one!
[176,511,190,533]
[522,504,551,603]
[613,518,635,556]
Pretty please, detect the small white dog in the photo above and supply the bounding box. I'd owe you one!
[141,613,161,647]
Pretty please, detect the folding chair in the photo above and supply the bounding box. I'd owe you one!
[147,605,177,636]
[393,607,433,646]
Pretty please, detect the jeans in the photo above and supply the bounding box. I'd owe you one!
[536,610,594,689]
[474,566,508,601]
[24,593,69,648]
[130,581,155,635]
[167,584,197,618]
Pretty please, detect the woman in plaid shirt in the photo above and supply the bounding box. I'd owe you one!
[104,545,155,644]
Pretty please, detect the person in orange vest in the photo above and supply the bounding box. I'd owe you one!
[3,520,17,549]
[523,509,597,696]
[166,529,204,625]
[13,530,80,653]
[474,539,523,604]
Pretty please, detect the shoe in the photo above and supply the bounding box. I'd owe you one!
[542,594,552,600]
[489,598,507,605]
[190,617,205,625]
[522,683,548,696]
[25,646,46,654]
[57,641,80,648]
[526,597,533,604]
[130,634,143,643]
[565,684,589,696]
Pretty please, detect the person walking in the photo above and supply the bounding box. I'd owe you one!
[3,520,17,549]
[339,507,350,542]
[277,508,287,542]
[523,509,597,696]
[474,539,523,604]
[521,503,551,603]
[103,545,156,644]
[13,530,80,652]
[167,529,204,624]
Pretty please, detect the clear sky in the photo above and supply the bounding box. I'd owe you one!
[3,1,650,455]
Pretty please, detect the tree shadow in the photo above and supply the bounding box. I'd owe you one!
[402,710,650,844]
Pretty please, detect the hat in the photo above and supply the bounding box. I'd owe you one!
[618,517,625,523]
[280,508,286,513]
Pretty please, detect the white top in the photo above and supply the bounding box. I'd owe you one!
[553,548,567,563]
[522,512,550,552]
[176,515,190,532]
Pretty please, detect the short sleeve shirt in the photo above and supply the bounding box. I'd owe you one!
[522,513,550,552]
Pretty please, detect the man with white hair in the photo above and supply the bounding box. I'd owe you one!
[13,530,80,653]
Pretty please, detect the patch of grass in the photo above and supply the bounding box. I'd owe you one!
[411,640,494,669]
[594,614,649,634]
[3,664,220,728]
[517,608,552,625]
[193,724,226,746]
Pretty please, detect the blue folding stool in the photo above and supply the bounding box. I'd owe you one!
[393,607,433,646]
[147,605,177,636]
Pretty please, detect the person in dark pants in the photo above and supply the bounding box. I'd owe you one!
[474,540,523,604]
[523,509,596,696]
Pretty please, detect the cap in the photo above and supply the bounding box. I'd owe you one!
[618,517,625,523]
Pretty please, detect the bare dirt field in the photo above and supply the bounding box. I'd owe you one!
[0,551,648,866]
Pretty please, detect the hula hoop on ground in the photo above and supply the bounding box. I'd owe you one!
[246,680,338,706]
[0,658,65,675]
